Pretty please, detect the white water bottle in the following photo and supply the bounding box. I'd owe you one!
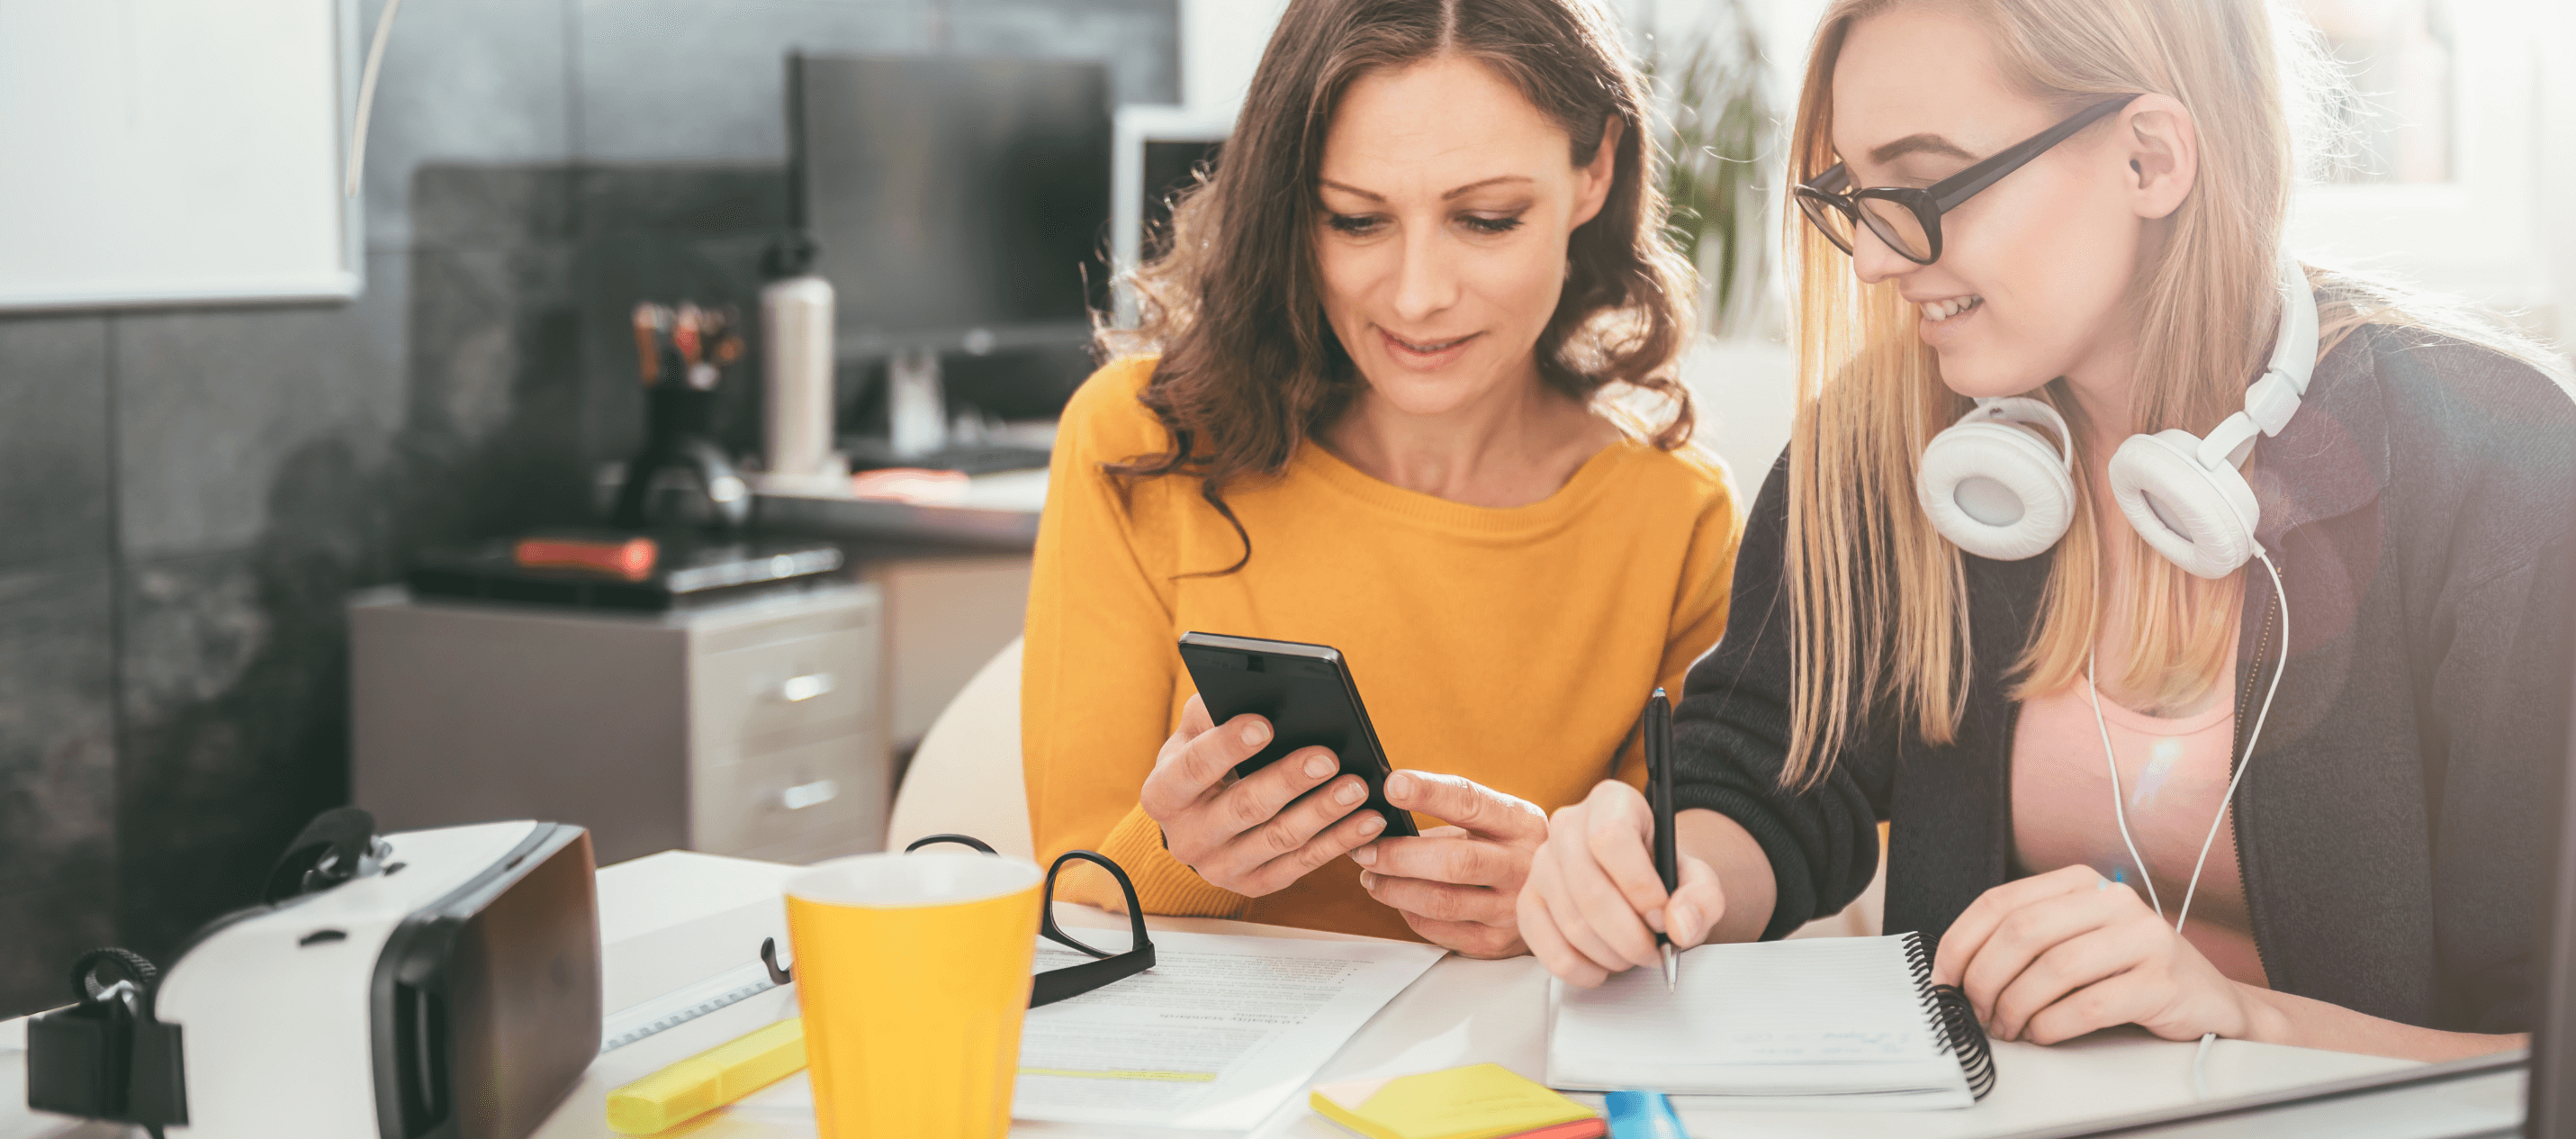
[760,238,848,493]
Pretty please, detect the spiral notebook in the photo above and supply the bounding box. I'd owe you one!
[1545,933,1995,1110]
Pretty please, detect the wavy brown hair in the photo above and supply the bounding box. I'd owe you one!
[1095,0,1700,573]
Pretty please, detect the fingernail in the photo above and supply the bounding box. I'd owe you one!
[1671,905,1697,940]
[1352,842,1378,864]
[1336,780,1364,804]
[1386,771,1412,799]
[1304,754,1334,779]
[1359,815,1386,836]
[1645,908,1668,935]
[1245,720,1271,746]
[1359,870,1378,889]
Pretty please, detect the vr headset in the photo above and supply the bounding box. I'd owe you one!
[25,808,601,1139]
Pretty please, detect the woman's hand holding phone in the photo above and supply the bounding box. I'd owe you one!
[1518,780,1732,987]
[1143,693,1390,896]
[1349,770,1549,959]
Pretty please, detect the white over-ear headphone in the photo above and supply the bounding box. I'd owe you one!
[1915,255,2320,576]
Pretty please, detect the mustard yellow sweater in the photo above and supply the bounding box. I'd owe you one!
[1022,357,1743,942]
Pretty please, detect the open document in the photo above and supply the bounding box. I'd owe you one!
[730,929,1444,1132]
[1010,931,1444,1128]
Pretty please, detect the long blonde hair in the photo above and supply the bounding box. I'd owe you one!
[1779,0,2567,788]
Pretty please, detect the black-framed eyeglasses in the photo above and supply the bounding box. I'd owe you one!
[1794,94,2141,265]
[761,834,1156,1008]
[915,833,1157,1007]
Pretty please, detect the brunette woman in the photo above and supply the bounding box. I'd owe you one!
[1022,0,1740,954]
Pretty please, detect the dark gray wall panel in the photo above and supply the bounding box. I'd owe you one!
[576,0,922,163]
[0,866,116,1021]
[114,547,358,960]
[360,0,573,249]
[0,317,110,571]
[113,254,410,559]
[950,0,1180,105]
[0,567,118,1015]
[0,568,117,898]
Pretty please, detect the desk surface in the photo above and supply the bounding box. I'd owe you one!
[756,469,1046,549]
[0,850,2522,1139]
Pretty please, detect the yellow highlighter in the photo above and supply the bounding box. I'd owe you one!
[606,1017,808,1135]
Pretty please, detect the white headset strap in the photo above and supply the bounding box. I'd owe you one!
[1969,396,2076,473]
[2265,254,2321,398]
[2192,256,2320,472]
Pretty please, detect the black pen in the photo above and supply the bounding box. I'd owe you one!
[1645,687,1679,993]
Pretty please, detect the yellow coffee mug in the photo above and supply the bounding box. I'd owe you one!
[786,850,1045,1138]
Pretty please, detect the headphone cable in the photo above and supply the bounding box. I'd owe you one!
[2174,547,2289,935]
[2087,642,2166,920]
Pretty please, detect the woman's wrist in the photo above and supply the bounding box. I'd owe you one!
[2229,982,2298,1047]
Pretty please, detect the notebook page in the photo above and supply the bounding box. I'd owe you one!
[1547,935,1968,1099]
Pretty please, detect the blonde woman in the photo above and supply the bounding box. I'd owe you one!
[1519,0,2574,1060]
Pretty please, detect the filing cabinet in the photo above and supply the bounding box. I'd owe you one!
[350,584,889,865]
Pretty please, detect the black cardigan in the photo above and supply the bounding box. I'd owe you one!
[1674,324,2576,1034]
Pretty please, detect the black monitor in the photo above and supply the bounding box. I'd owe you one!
[789,54,1112,354]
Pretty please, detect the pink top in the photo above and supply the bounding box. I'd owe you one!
[2009,661,2270,989]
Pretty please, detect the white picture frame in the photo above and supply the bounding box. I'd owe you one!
[0,0,365,312]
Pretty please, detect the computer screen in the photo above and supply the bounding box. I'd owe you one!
[792,55,1112,348]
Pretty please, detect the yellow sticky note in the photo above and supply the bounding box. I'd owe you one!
[1310,1063,1600,1139]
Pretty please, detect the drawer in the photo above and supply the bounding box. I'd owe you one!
[692,624,878,762]
[690,730,888,857]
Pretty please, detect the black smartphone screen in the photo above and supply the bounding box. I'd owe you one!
[1175,632,1419,838]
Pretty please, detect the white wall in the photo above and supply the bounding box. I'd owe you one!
[2283,0,2557,343]
[1180,0,1289,117]
[0,0,361,310]
[1682,339,1797,486]
[2544,0,2576,361]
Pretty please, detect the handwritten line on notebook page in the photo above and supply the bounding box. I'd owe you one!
[1545,934,1990,1109]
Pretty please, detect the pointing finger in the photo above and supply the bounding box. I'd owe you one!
[1356,834,1514,888]
[1384,771,1546,841]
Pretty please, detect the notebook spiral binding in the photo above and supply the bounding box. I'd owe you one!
[1900,932,1998,1100]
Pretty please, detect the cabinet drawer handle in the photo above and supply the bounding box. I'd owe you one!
[779,673,835,702]
[782,779,840,810]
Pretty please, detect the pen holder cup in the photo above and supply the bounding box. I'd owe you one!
[784,852,1047,1139]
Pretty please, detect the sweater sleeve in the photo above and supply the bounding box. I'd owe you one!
[1021,359,1248,918]
[1669,451,1887,940]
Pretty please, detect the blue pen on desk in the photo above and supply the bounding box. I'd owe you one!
[1644,688,1678,993]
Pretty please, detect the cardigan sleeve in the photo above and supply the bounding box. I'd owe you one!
[1669,451,1890,940]
[2423,532,2574,1033]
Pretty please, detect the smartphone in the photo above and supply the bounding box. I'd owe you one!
[1175,632,1419,838]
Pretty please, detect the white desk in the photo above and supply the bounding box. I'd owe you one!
[0,850,2522,1139]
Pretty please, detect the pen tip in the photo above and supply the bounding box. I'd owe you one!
[1662,945,1678,992]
